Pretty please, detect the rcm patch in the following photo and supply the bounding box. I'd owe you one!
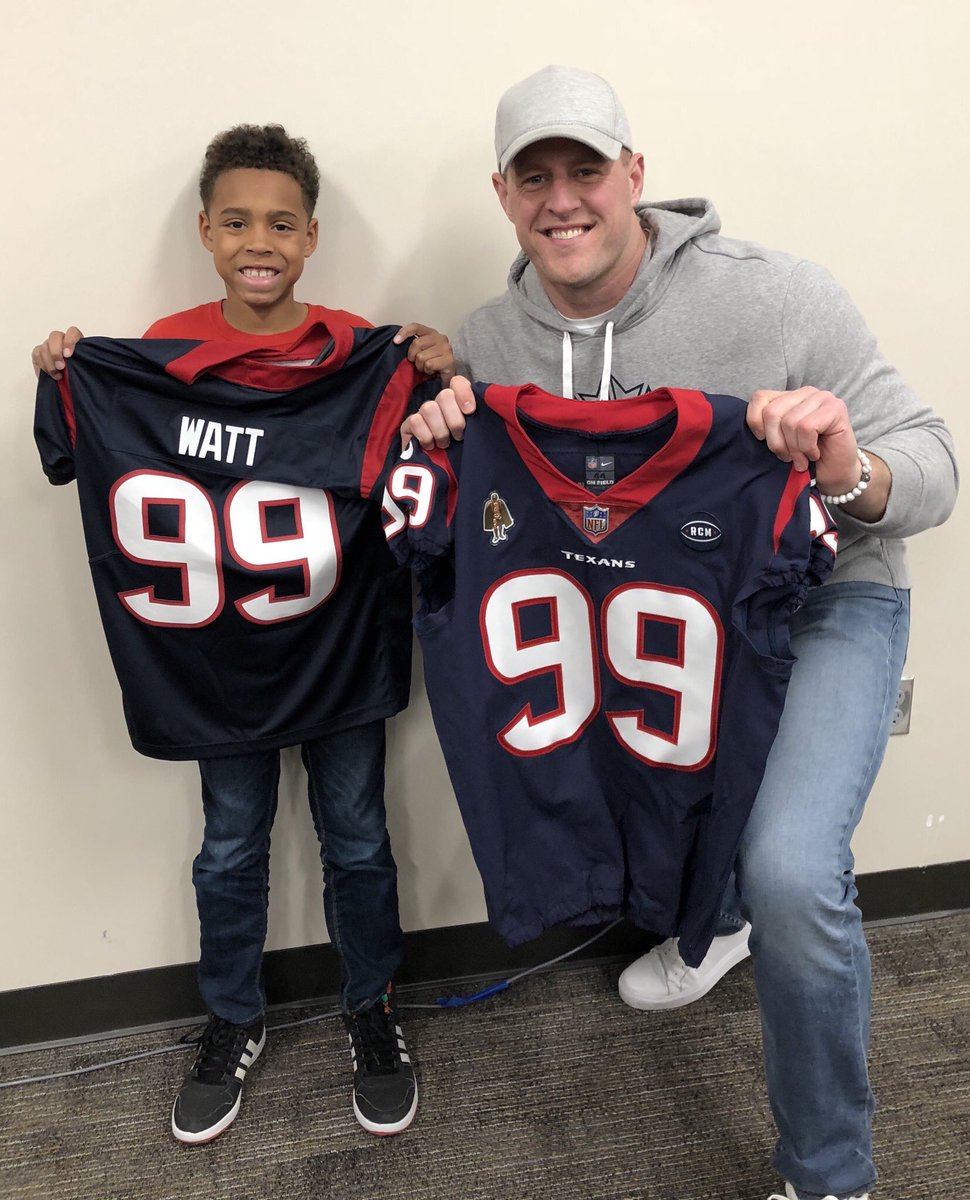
[680,515,722,550]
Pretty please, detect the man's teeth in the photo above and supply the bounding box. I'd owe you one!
[548,228,586,240]
[241,267,278,277]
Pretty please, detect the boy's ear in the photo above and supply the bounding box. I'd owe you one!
[198,209,214,252]
[304,217,319,258]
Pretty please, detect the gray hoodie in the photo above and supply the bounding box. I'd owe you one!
[454,198,958,588]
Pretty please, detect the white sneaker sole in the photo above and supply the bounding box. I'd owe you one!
[172,1093,242,1145]
[352,1081,419,1136]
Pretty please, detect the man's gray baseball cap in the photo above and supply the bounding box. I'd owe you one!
[495,65,632,174]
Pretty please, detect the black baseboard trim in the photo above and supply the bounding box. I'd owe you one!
[3,860,967,1052]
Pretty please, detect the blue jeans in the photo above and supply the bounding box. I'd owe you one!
[720,582,910,1199]
[193,720,404,1021]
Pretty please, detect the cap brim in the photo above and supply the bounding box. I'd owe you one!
[499,125,624,173]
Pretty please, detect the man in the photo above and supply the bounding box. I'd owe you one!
[406,65,958,1200]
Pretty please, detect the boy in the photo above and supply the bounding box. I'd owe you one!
[32,124,453,1144]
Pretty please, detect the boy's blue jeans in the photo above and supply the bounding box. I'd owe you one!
[716,581,910,1200]
[193,719,403,1022]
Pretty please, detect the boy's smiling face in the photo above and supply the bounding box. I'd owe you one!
[199,168,318,332]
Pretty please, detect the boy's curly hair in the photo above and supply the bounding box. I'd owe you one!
[199,125,320,216]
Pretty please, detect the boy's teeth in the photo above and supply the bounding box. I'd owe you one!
[242,267,277,277]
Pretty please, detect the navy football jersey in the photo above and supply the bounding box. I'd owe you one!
[35,328,429,760]
[384,383,837,964]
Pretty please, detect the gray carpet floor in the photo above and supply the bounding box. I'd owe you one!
[1,914,967,1200]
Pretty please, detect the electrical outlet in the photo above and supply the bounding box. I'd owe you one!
[890,677,914,735]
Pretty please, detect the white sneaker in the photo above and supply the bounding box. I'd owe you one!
[768,1185,869,1200]
[618,924,751,1010]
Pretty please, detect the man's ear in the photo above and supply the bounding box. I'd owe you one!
[628,152,645,205]
[492,172,513,221]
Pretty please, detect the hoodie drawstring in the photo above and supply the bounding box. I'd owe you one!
[561,331,573,399]
[560,321,615,401]
[599,321,614,400]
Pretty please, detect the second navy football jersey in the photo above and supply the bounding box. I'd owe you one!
[384,383,837,965]
[35,328,430,759]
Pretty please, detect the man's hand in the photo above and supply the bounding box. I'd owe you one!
[401,376,478,450]
[31,327,84,380]
[748,386,890,520]
[394,324,455,384]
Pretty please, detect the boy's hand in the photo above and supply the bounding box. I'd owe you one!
[401,376,478,449]
[31,327,84,380]
[394,324,455,385]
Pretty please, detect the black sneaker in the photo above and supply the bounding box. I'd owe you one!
[171,1015,266,1144]
[344,985,417,1135]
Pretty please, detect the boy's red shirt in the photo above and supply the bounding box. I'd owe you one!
[144,301,373,358]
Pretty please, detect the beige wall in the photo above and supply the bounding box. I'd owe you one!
[3,0,966,993]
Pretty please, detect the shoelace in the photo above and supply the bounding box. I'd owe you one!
[349,999,399,1075]
[656,939,692,992]
[183,1017,246,1084]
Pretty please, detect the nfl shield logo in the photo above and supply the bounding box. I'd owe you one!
[583,505,609,535]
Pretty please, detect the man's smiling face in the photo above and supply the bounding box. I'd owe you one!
[493,138,646,318]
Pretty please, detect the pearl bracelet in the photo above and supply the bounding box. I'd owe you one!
[820,448,872,506]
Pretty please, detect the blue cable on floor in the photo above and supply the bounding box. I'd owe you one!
[435,980,510,1007]
[432,918,622,1008]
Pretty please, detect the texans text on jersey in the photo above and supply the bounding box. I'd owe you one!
[560,549,636,568]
